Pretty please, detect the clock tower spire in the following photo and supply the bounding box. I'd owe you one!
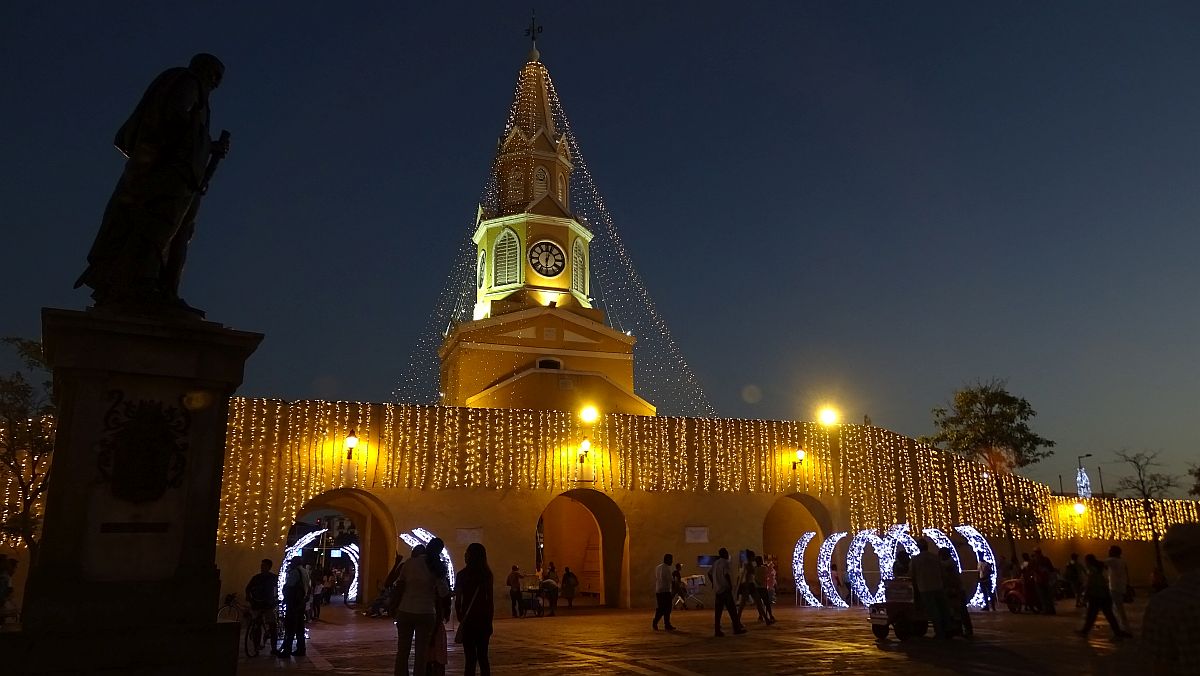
[439,44,654,417]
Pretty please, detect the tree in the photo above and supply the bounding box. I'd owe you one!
[0,337,54,565]
[1114,449,1180,571]
[921,379,1056,563]
[1189,464,1200,498]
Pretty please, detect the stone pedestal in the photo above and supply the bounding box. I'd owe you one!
[2,308,261,675]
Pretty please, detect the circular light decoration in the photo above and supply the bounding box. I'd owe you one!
[882,523,921,600]
[921,527,962,573]
[846,529,892,605]
[398,527,456,592]
[791,532,821,607]
[954,525,998,609]
[816,531,849,608]
[278,528,328,603]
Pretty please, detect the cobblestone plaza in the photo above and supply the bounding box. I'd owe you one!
[238,599,1143,675]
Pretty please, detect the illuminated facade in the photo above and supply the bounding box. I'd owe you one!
[201,48,1200,609]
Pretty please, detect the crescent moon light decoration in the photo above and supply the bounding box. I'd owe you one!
[791,532,822,607]
[955,525,998,609]
[277,528,327,603]
[817,531,849,608]
[846,529,893,605]
[922,527,962,572]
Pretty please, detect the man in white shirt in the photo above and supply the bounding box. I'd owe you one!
[652,553,676,631]
[708,548,747,637]
[1105,545,1131,630]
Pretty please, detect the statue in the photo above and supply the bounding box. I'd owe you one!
[75,53,231,319]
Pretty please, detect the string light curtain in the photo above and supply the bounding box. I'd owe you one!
[216,398,1200,550]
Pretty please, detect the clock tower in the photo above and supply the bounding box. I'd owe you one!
[439,47,654,416]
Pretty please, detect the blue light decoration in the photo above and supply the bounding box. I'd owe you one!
[886,524,921,560]
[277,528,328,603]
[817,531,849,608]
[846,529,891,605]
[1076,467,1092,499]
[791,532,822,607]
[955,525,998,609]
[399,532,422,549]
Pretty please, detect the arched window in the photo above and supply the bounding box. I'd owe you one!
[476,249,486,289]
[537,358,563,370]
[557,172,566,202]
[493,229,520,286]
[571,239,587,295]
[506,168,523,202]
[534,166,548,197]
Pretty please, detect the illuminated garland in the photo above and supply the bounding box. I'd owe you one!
[215,399,1200,551]
[955,525,997,609]
[277,528,326,603]
[791,532,821,607]
[1076,468,1092,499]
[816,531,849,608]
[846,529,891,605]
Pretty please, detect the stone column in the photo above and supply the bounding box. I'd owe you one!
[6,308,261,675]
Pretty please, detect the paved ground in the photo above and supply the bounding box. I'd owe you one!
[238,598,1145,675]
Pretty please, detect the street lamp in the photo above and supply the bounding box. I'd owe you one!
[1077,453,1092,469]
[1073,500,1087,516]
[578,437,591,464]
[345,429,359,461]
[817,406,840,426]
[579,405,599,424]
[792,448,806,471]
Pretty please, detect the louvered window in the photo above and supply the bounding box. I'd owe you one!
[476,249,486,289]
[557,173,566,202]
[494,230,520,286]
[571,239,586,295]
[534,166,548,197]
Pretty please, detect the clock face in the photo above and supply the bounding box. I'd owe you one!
[528,241,566,277]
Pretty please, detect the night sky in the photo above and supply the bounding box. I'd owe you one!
[3,2,1198,491]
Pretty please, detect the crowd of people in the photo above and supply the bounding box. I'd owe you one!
[224,520,1200,675]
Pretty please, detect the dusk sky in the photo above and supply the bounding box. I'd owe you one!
[3,2,1198,492]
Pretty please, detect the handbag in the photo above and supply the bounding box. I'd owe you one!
[453,587,480,644]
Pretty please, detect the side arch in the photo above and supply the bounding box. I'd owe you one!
[296,488,398,604]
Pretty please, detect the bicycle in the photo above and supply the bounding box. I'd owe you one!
[244,606,281,658]
[216,593,247,623]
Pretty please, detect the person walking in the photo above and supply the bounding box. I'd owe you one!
[455,543,495,676]
[280,555,311,657]
[652,553,676,631]
[506,565,523,618]
[764,555,778,606]
[708,548,746,637]
[541,562,560,616]
[1064,553,1085,608]
[911,539,950,639]
[394,538,451,676]
[753,555,776,624]
[671,562,686,610]
[561,567,579,609]
[1077,553,1132,640]
[1143,523,1200,672]
[1104,545,1131,631]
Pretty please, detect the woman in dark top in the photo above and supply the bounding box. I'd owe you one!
[455,543,495,676]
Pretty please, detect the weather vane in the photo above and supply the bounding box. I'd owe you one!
[525,10,543,46]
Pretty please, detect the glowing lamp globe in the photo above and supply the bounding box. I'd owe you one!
[1073,501,1086,516]
[579,405,599,424]
[817,407,840,426]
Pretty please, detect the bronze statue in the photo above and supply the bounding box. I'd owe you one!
[75,53,231,318]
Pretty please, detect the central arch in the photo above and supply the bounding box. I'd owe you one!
[536,488,629,608]
[763,493,834,604]
[293,488,398,605]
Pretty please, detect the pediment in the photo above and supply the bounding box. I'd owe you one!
[527,192,570,218]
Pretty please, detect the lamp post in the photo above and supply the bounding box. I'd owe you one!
[578,406,599,482]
